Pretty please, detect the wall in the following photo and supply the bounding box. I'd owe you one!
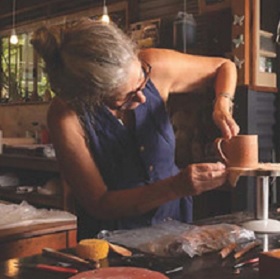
[137,0,231,55]
[0,102,49,138]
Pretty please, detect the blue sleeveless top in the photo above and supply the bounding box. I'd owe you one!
[77,79,192,240]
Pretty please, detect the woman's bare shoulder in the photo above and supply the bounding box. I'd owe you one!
[47,97,83,136]
[47,97,76,123]
[48,97,72,115]
[139,48,175,63]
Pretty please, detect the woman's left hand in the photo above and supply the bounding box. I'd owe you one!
[213,98,240,139]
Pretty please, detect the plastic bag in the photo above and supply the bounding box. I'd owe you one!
[99,220,255,258]
[0,200,76,229]
[166,223,255,257]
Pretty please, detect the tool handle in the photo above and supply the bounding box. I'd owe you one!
[37,264,78,274]
[43,248,91,265]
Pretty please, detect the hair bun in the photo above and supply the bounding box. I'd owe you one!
[30,26,61,66]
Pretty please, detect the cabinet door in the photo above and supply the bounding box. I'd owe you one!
[231,0,278,89]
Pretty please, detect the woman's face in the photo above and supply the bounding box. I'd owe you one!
[106,59,151,111]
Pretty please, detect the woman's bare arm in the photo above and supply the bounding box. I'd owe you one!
[48,97,227,220]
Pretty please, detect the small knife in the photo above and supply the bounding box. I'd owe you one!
[18,263,78,274]
[233,257,259,269]
[42,248,95,269]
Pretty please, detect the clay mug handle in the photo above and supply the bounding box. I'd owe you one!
[215,137,229,165]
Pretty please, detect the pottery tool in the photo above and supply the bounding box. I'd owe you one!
[17,263,78,274]
[219,242,237,259]
[234,241,260,259]
[164,266,184,274]
[108,242,132,257]
[233,257,259,269]
[42,248,95,268]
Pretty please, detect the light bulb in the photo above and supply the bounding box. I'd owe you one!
[10,29,18,44]
[101,6,110,23]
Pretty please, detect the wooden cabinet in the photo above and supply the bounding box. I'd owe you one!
[0,221,77,261]
[231,0,279,89]
[0,154,73,212]
[231,86,277,212]
[190,0,280,220]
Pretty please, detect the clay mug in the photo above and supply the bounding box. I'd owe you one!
[215,135,259,168]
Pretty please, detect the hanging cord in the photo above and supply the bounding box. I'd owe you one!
[12,0,16,29]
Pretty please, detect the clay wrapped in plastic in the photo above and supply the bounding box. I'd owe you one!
[99,220,255,258]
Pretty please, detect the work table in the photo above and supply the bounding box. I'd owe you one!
[1,211,280,279]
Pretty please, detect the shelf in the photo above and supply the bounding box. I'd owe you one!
[0,190,63,209]
[259,30,273,37]
[0,154,68,210]
[256,72,277,88]
[259,50,277,58]
[249,85,278,93]
[0,154,59,172]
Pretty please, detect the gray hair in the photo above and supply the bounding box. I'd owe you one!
[31,18,138,108]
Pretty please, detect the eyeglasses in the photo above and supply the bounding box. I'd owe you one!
[116,61,152,110]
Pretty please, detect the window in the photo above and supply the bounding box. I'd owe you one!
[0,32,50,102]
[0,1,128,104]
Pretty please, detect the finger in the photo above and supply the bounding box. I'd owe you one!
[189,164,227,183]
[196,170,228,182]
[221,119,234,139]
[225,117,240,138]
[231,122,240,137]
[191,174,227,195]
[192,162,226,172]
[215,112,239,139]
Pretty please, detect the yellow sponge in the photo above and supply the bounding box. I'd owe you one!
[76,238,110,261]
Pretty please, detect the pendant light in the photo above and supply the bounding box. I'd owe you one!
[101,0,110,24]
[10,0,18,44]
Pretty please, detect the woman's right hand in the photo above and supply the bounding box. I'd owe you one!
[174,162,228,196]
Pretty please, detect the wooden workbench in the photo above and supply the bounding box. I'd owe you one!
[0,220,77,261]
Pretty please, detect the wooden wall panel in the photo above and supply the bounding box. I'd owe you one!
[137,0,232,56]
[0,0,131,31]
[0,103,49,138]
[138,0,182,21]
[0,0,213,56]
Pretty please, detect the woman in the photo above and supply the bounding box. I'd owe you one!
[31,18,239,240]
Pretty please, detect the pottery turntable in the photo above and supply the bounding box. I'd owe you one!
[229,163,280,233]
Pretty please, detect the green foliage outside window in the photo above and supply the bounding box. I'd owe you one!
[0,32,52,103]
